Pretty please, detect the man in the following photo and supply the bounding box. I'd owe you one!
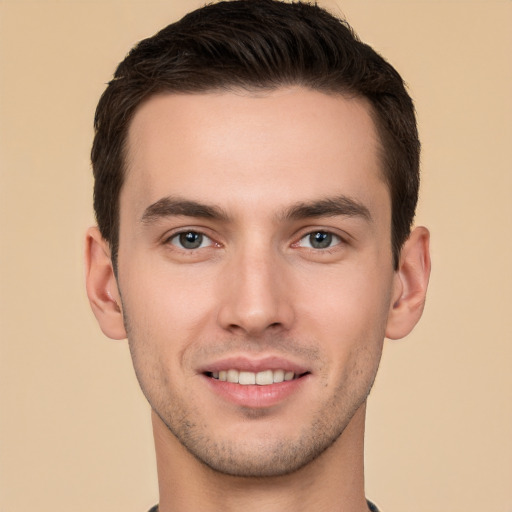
[85,1,430,511]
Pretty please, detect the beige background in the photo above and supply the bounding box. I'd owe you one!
[1,1,511,511]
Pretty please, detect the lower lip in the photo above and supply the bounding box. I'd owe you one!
[203,374,310,408]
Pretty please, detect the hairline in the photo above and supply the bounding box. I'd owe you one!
[110,84,394,273]
[121,84,391,199]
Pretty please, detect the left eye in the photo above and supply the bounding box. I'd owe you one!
[298,231,341,249]
[169,231,213,250]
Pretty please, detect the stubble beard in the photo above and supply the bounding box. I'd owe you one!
[151,381,372,478]
[129,345,379,479]
[122,304,382,479]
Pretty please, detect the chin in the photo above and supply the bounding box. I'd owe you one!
[157,406,353,479]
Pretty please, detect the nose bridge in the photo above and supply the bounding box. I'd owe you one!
[217,238,293,335]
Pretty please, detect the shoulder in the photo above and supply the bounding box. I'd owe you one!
[148,502,380,511]
[367,499,381,512]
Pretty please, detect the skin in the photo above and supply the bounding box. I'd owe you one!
[86,87,430,512]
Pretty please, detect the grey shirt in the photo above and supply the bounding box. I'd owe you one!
[148,499,381,511]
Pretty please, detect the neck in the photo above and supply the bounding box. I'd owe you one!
[153,403,369,512]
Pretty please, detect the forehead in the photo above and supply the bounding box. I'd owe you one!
[122,87,388,221]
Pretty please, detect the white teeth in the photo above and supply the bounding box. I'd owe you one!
[214,369,297,385]
[255,369,273,385]
[273,369,284,383]
[227,369,239,383]
[239,371,256,385]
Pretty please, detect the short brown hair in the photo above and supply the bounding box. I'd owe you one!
[92,0,420,270]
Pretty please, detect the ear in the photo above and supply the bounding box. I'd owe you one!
[85,226,127,340]
[386,226,431,340]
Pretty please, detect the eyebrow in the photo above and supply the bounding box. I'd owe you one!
[140,194,372,225]
[280,195,372,222]
[141,196,229,224]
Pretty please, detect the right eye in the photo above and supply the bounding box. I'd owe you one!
[168,231,214,250]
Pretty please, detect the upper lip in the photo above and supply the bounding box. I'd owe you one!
[198,355,310,375]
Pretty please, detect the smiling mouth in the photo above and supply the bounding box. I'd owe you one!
[205,369,309,386]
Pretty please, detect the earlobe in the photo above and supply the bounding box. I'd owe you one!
[386,226,431,340]
[85,226,127,340]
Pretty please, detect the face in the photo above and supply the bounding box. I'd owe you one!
[116,88,398,477]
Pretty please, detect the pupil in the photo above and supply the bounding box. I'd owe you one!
[311,231,331,249]
[180,232,202,249]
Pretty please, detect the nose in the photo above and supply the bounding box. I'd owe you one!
[216,248,295,336]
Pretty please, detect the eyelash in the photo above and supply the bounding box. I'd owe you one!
[294,230,343,250]
[164,228,345,253]
[165,230,217,250]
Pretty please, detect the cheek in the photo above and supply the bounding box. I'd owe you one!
[294,262,393,365]
[297,260,393,325]
[121,249,216,319]
[118,256,219,371]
